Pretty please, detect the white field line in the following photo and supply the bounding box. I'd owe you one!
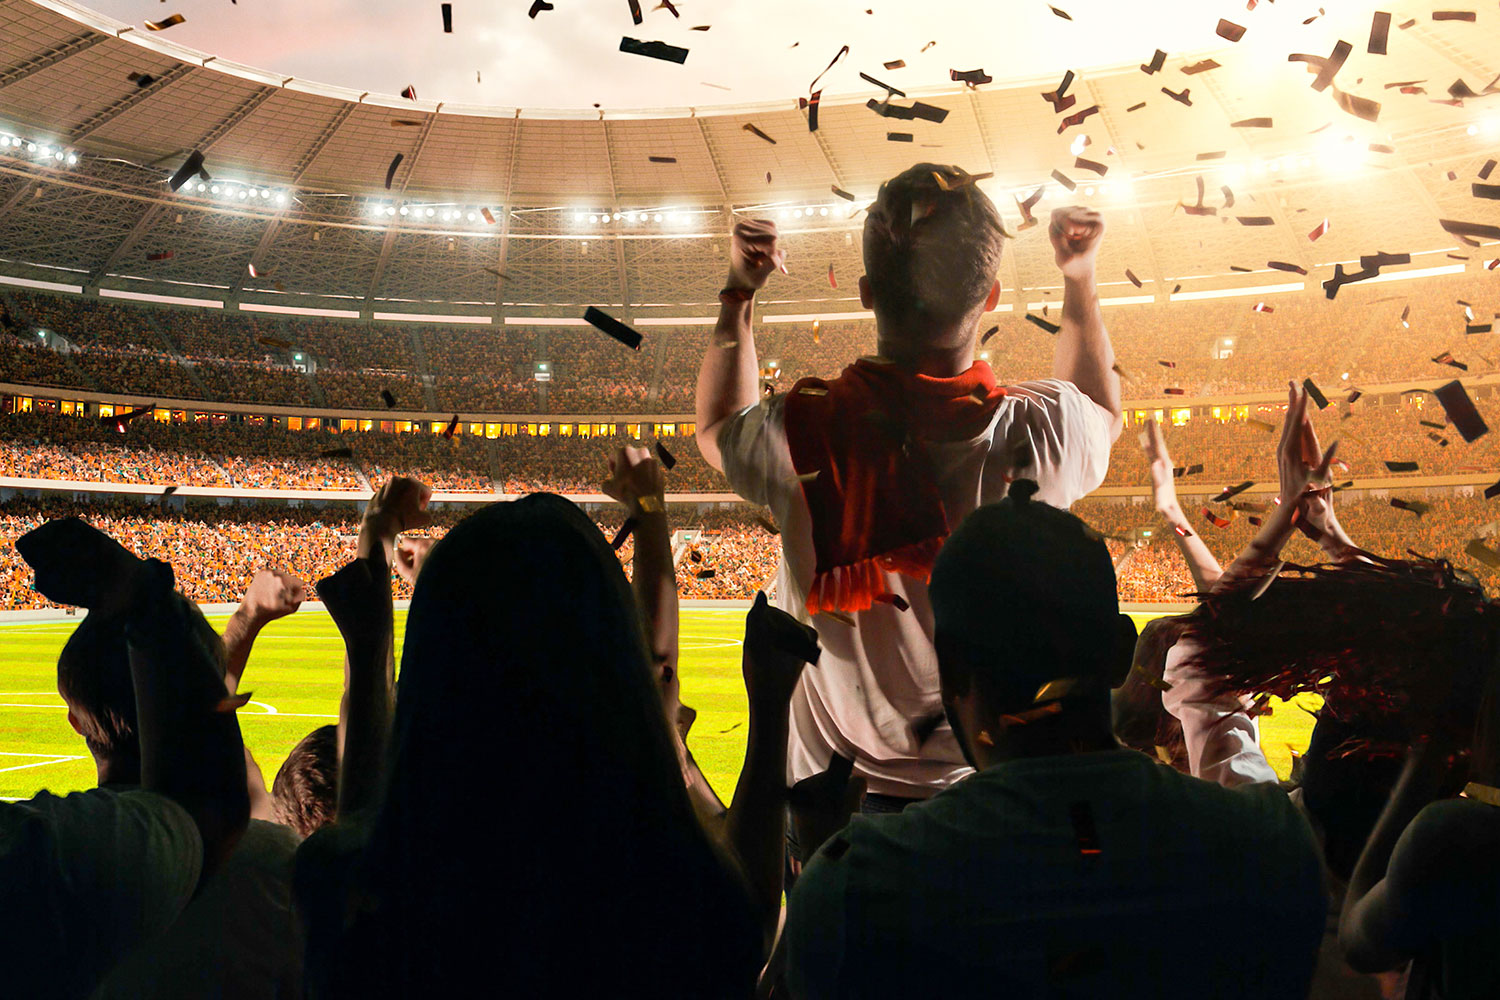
[246,701,278,714]
[0,751,82,758]
[0,755,86,774]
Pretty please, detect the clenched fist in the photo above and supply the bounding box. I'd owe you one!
[725,219,788,293]
[1049,206,1105,280]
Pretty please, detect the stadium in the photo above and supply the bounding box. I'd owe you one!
[2,0,1499,993]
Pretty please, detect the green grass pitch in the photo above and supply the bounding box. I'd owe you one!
[0,608,1313,802]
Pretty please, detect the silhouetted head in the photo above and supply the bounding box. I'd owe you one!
[930,480,1136,766]
[272,724,337,838]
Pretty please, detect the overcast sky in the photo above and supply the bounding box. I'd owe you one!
[79,0,1269,110]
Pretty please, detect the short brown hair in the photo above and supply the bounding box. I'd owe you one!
[862,163,1007,330]
[273,724,338,837]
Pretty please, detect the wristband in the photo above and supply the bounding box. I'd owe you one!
[719,286,755,305]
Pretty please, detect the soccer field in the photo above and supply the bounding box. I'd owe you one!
[0,608,1314,802]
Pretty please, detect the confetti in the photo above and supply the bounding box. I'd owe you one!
[1308,218,1330,241]
[1159,359,1177,368]
[384,153,403,190]
[1042,70,1076,113]
[859,71,906,98]
[922,41,937,52]
[1473,183,1500,200]
[1303,378,1329,409]
[884,59,906,70]
[480,207,496,224]
[1163,387,1186,395]
[755,515,779,535]
[1368,11,1391,54]
[1231,117,1273,128]
[610,519,636,550]
[873,592,910,611]
[1432,10,1477,21]
[827,263,837,289]
[742,123,776,144]
[145,250,174,262]
[1298,40,1351,92]
[528,0,553,15]
[1057,105,1100,131]
[1126,269,1142,288]
[1467,539,1500,567]
[401,85,418,100]
[584,306,642,350]
[1182,59,1221,75]
[127,72,158,88]
[980,324,1000,344]
[1433,351,1468,371]
[380,389,397,408]
[1075,157,1107,175]
[1202,509,1233,528]
[1016,185,1044,229]
[1332,87,1381,122]
[1268,261,1308,274]
[1050,168,1077,191]
[1253,302,1274,313]
[1468,323,1494,334]
[1383,460,1419,472]
[441,2,453,31]
[950,67,992,86]
[802,90,821,131]
[1162,87,1192,106]
[1435,379,1490,441]
[887,132,914,142]
[1369,143,1395,154]
[627,0,642,23]
[647,155,677,163]
[442,414,460,439]
[144,13,185,30]
[1048,4,1072,19]
[390,119,423,128]
[1126,101,1146,112]
[654,440,677,469]
[1216,18,1246,41]
[620,37,689,63]
[1212,481,1255,502]
[1141,49,1166,74]
[168,150,205,193]
[808,45,850,93]
[1025,313,1061,334]
[1390,498,1431,516]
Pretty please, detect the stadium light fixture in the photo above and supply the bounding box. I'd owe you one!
[425,207,436,217]
[1083,186,1095,196]
[399,206,409,216]
[467,212,477,221]
[210,185,221,194]
[275,193,286,205]
[386,206,397,217]
[1468,124,1479,136]
[653,213,662,222]
[588,214,598,224]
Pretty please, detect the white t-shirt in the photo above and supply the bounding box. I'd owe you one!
[784,749,1327,999]
[93,818,304,1000]
[0,787,202,999]
[717,378,1112,795]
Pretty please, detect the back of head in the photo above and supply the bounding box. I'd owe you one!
[58,612,137,767]
[272,725,337,838]
[863,163,1007,335]
[351,494,757,993]
[929,481,1129,712]
[59,601,224,772]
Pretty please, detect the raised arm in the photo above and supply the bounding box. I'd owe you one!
[1141,420,1223,594]
[223,568,307,694]
[1050,206,1122,439]
[696,219,785,470]
[17,518,249,879]
[726,593,820,948]
[325,477,430,820]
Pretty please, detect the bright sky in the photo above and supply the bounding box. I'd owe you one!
[79,0,1262,110]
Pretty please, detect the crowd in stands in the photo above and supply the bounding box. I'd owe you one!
[6,268,1499,416]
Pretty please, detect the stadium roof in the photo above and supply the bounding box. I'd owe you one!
[0,0,1496,319]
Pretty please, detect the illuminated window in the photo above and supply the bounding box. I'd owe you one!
[172,410,187,423]
[60,400,78,416]
[306,417,321,431]
[558,424,574,437]
[487,423,503,439]
[36,398,57,413]
[470,423,484,436]
[681,422,695,436]
[537,424,551,436]
[98,403,114,418]
[658,424,677,437]
[1171,409,1190,426]
[153,407,170,422]
[626,423,642,438]
[379,420,393,433]
[14,396,32,413]
[395,421,412,434]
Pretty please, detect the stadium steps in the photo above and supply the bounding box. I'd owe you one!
[143,311,212,399]
[406,326,440,410]
[645,335,669,407]
[535,330,550,413]
[484,435,503,490]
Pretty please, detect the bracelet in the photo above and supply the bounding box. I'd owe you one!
[719,286,755,305]
[637,495,664,514]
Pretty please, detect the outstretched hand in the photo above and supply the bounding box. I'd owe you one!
[741,592,819,711]
[16,517,161,615]
[1277,382,1338,508]
[1049,206,1104,280]
[726,219,788,293]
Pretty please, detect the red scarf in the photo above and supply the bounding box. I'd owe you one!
[783,358,1008,615]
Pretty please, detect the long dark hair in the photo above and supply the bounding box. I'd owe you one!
[343,495,758,996]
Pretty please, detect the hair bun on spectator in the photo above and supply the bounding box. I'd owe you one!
[1008,478,1040,503]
